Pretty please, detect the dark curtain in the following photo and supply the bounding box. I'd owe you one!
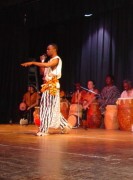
[0,25,29,122]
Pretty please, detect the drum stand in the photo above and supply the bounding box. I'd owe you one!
[73,90,80,128]
[77,113,80,128]
[77,90,81,127]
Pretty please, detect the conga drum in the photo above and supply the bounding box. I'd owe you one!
[33,106,40,126]
[117,98,133,131]
[87,103,101,128]
[67,115,77,127]
[68,104,82,118]
[60,98,69,119]
[104,105,119,130]
[68,104,83,127]
[19,102,26,111]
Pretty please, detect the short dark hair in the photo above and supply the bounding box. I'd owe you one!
[106,74,115,81]
[28,84,37,91]
[50,43,58,52]
[123,79,132,86]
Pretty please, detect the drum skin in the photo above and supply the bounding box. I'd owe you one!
[19,102,26,111]
[117,98,133,131]
[104,105,119,130]
[87,103,101,128]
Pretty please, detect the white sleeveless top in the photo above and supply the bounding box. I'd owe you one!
[44,56,62,81]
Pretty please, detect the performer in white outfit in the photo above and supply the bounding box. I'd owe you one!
[21,43,71,135]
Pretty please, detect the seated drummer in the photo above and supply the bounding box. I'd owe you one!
[120,79,133,98]
[98,75,120,115]
[82,80,99,128]
[60,89,66,101]
[82,80,99,109]
[19,85,40,123]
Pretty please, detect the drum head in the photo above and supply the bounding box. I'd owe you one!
[19,102,26,111]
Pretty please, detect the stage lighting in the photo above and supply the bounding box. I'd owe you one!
[84,14,93,17]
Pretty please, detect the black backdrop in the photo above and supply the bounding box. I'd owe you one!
[0,0,133,122]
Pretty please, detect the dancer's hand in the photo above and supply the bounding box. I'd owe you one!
[21,62,33,67]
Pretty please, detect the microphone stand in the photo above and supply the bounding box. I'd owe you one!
[77,89,80,128]
[29,93,32,124]
[73,89,80,129]
[80,86,100,96]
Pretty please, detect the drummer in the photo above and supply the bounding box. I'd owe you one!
[82,80,99,109]
[82,80,99,128]
[60,89,66,100]
[98,75,120,114]
[68,83,85,126]
[120,79,133,98]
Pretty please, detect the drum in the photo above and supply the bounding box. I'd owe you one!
[117,98,133,131]
[33,106,40,126]
[87,103,101,128]
[68,104,82,127]
[104,105,119,130]
[19,102,26,111]
[60,99,69,119]
[69,104,82,118]
[67,115,77,127]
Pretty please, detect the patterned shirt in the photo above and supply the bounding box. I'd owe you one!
[99,85,120,112]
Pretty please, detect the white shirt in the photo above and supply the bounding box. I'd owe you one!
[120,89,133,98]
[45,56,62,81]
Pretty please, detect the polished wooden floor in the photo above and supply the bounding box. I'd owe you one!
[0,124,133,180]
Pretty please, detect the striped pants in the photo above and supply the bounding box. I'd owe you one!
[39,90,69,133]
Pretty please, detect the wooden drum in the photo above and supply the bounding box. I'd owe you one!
[117,98,133,131]
[19,102,26,111]
[67,104,82,127]
[104,105,119,130]
[60,99,69,119]
[67,115,77,127]
[33,106,40,126]
[69,104,82,118]
[87,103,101,128]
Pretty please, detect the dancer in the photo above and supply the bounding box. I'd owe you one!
[21,43,71,135]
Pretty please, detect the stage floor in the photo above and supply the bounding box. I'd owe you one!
[0,124,133,180]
